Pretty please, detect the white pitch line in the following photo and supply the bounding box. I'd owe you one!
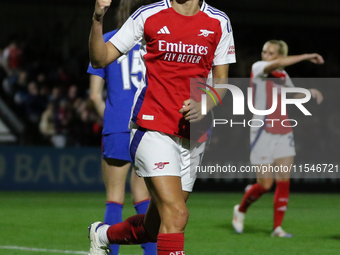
[0,245,138,255]
[0,245,88,254]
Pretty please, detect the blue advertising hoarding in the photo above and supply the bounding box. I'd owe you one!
[0,146,106,191]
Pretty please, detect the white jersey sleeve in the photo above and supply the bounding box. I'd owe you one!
[284,72,294,87]
[252,61,269,78]
[213,17,236,66]
[109,10,145,54]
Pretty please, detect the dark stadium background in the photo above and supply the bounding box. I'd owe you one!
[0,0,339,192]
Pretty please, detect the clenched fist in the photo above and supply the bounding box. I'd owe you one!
[308,53,324,65]
[93,0,112,21]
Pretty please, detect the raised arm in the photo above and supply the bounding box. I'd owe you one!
[90,0,122,68]
[263,53,324,74]
[294,88,323,105]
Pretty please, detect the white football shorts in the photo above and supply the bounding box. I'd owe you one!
[130,128,206,192]
[250,129,296,165]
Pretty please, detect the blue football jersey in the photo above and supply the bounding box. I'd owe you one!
[87,30,142,134]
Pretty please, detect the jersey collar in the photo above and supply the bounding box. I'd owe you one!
[164,0,207,11]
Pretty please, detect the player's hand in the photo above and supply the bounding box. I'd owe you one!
[309,88,323,104]
[93,0,111,21]
[179,99,204,123]
[308,53,324,65]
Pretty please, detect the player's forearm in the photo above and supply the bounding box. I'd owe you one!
[264,54,311,74]
[278,54,312,67]
[89,18,108,69]
[89,74,105,117]
[294,88,323,104]
[205,88,227,113]
[207,64,229,112]
[293,92,306,99]
[91,95,105,118]
[89,0,115,68]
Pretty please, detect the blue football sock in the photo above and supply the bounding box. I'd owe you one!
[134,199,157,255]
[104,201,123,255]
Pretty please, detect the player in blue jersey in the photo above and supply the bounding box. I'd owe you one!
[87,1,156,255]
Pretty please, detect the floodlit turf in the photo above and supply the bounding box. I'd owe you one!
[0,192,339,255]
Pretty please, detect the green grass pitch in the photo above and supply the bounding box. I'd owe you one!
[0,192,339,255]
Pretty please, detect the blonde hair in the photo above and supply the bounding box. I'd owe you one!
[265,40,289,56]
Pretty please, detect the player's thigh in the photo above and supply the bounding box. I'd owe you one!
[130,129,181,178]
[130,170,149,203]
[102,158,130,203]
[131,129,205,192]
[273,132,296,163]
[130,129,193,227]
[102,132,132,187]
[250,130,276,165]
[144,176,188,232]
[180,139,206,193]
[273,132,295,180]
[144,176,186,212]
[274,156,294,180]
[102,133,132,202]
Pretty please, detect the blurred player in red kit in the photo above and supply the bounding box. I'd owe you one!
[232,40,324,237]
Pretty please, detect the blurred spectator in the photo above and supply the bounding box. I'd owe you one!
[0,20,336,149]
[24,81,47,123]
[0,48,7,82]
[57,66,70,83]
[2,38,23,74]
[67,84,83,112]
[39,103,55,137]
[12,71,28,107]
[77,99,102,146]
[56,99,73,134]
[0,34,105,147]
[0,48,3,66]
[1,38,23,95]
[49,87,60,103]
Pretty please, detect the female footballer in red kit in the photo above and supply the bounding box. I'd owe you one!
[88,0,236,254]
[232,40,324,237]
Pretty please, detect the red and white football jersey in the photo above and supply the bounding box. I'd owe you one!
[250,61,294,134]
[110,0,236,139]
